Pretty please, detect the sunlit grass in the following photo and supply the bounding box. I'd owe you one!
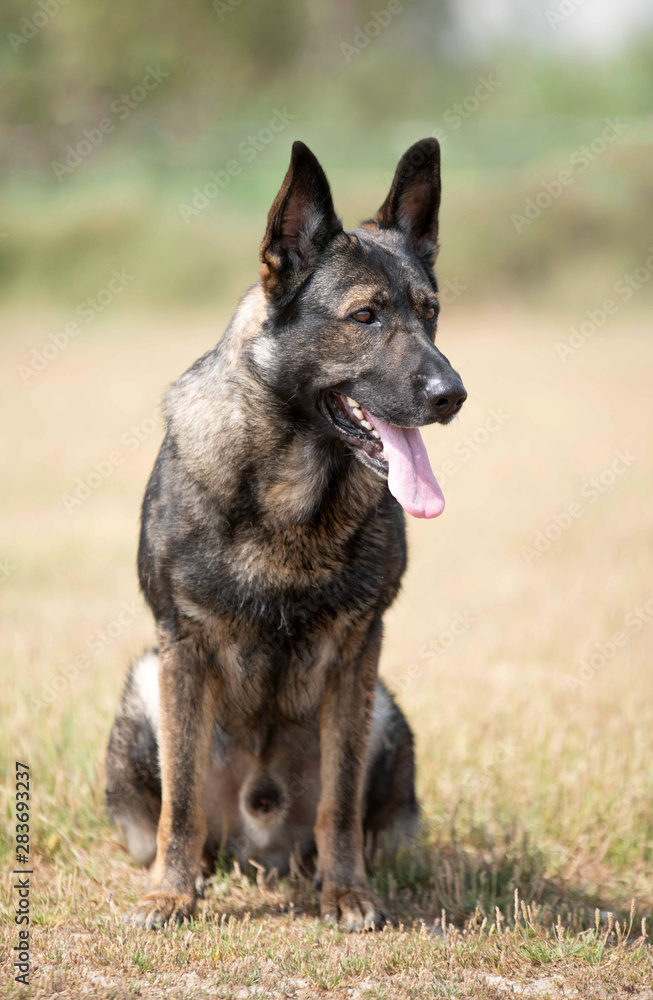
[1,306,652,996]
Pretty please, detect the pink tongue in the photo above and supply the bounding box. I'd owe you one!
[365,412,445,519]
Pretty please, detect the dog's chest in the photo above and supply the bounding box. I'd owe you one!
[170,496,405,736]
[211,616,348,732]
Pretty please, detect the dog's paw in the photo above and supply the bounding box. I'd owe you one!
[125,890,195,929]
[320,882,387,932]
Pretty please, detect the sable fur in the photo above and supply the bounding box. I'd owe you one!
[106,650,417,875]
[105,138,466,931]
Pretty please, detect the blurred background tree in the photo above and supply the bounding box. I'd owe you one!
[0,0,651,308]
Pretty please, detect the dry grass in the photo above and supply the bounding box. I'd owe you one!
[1,303,652,998]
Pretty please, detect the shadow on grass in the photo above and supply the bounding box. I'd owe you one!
[367,836,608,929]
[202,822,644,935]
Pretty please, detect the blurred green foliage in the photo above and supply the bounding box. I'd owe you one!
[0,0,652,309]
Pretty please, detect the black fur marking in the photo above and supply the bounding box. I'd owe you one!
[106,139,465,930]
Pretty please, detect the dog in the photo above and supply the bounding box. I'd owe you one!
[105,137,466,931]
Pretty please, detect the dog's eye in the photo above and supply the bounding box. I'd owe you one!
[351,308,375,324]
[426,306,437,322]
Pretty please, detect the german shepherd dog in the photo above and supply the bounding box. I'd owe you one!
[106,138,466,931]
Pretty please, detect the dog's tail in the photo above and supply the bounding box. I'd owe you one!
[105,650,162,867]
[364,679,420,851]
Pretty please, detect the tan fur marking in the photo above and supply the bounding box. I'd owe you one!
[262,436,329,523]
[129,629,221,927]
[315,613,384,927]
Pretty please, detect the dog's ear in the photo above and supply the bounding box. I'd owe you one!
[365,138,441,268]
[260,141,342,301]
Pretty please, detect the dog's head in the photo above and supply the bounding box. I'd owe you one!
[256,139,467,519]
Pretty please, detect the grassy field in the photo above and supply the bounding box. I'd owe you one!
[1,301,653,998]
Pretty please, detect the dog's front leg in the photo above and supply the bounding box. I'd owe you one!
[127,628,219,929]
[315,616,386,931]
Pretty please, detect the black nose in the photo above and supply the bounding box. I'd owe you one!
[425,376,467,422]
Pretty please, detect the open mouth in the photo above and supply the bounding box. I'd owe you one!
[323,392,445,519]
[324,392,388,474]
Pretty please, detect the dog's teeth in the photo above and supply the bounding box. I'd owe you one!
[352,407,363,420]
[346,396,360,408]
[371,429,380,439]
[361,420,372,431]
